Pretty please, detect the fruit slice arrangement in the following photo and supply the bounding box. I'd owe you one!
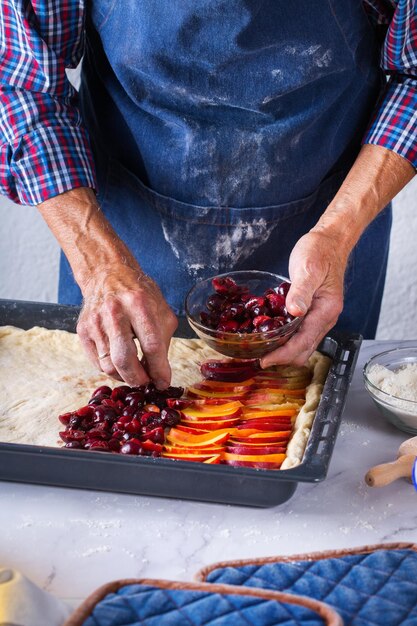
[58,359,311,470]
[160,359,311,469]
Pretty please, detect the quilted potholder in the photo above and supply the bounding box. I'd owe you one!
[197,542,417,626]
[64,579,341,626]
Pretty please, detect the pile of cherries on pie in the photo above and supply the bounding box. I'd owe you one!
[199,276,295,334]
[58,383,184,456]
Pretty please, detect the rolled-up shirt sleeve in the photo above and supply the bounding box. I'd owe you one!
[364,0,417,168]
[0,0,96,205]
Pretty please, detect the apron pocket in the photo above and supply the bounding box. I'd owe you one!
[102,158,350,313]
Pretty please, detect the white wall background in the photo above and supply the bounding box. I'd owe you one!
[0,178,416,339]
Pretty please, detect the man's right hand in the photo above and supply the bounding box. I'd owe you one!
[38,187,177,389]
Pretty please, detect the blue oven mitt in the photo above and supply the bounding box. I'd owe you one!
[64,578,341,626]
[197,543,417,626]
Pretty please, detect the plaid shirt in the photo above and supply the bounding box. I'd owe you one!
[1,1,416,206]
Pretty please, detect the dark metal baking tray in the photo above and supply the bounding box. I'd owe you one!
[0,298,361,508]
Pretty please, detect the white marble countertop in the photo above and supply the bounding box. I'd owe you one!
[1,339,417,611]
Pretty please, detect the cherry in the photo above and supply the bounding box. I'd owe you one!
[88,395,107,406]
[252,315,272,329]
[93,406,117,423]
[91,385,112,398]
[274,316,287,327]
[160,408,181,427]
[258,320,276,333]
[206,293,226,311]
[125,418,141,434]
[199,275,295,334]
[59,430,85,443]
[69,415,83,429]
[250,305,268,317]
[166,386,184,399]
[86,428,110,440]
[60,381,185,457]
[58,412,74,426]
[218,320,239,333]
[88,440,110,452]
[266,293,286,315]
[75,405,94,418]
[277,281,291,297]
[125,391,145,408]
[141,440,163,453]
[239,318,253,333]
[108,438,121,452]
[122,405,136,417]
[244,296,265,311]
[200,311,212,327]
[142,427,165,443]
[120,441,142,455]
[212,276,240,295]
[111,386,131,402]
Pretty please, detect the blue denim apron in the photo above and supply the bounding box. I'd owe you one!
[59,0,391,338]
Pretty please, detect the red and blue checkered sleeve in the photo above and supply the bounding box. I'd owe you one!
[363,0,417,168]
[0,0,97,206]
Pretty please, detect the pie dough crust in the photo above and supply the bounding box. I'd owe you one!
[0,326,331,466]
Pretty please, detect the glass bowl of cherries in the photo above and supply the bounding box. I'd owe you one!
[185,270,302,358]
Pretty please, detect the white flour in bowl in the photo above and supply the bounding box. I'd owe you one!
[367,363,417,403]
[367,363,417,429]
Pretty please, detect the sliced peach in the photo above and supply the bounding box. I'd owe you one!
[235,431,292,442]
[191,398,242,406]
[225,460,283,469]
[162,452,217,462]
[244,430,291,438]
[187,386,247,399]
[242,399,304,408]
[224,452,286,463]
[166,429,231,446]
[176,424,210,434]
[181,409,242,422]
[181,418,240,430]
[229,436,290,445]
[242,408,297,419]
[239,415,293,423]
[181,401,242,418]
[163,445,224,455]
[237,420,292,431]
[226,444,286,455]
[203,455,222,464]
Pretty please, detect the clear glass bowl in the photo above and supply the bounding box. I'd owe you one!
[185,270,302,359]
[363,347,417,434]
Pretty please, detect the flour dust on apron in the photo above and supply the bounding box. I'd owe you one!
[161,216,274,277]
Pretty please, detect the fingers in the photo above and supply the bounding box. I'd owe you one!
[99,298,151,386]
[286,240,325,318]
[261,292,343,368]
[77,303,148,386]
[77,287,178,389]
[131,311,177,390]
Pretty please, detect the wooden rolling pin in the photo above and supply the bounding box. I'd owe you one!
[365,436,417,487]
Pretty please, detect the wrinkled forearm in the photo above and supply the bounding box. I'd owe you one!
[37,187,141,294]
[311,144,415,257]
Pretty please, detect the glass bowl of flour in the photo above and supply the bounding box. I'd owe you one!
[364,347,417,434]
